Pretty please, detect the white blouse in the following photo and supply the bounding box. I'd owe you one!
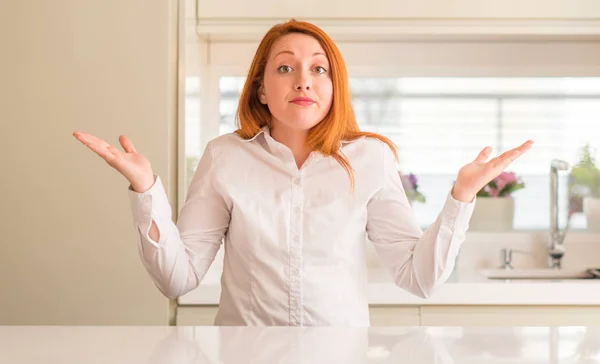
[128,126,475,326]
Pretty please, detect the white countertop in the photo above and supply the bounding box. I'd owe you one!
[178,269,600,306]
[2,326,599,363]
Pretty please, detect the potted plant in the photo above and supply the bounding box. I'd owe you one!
[569,144,600,230]
[399,172,426,205]
[469,171,525,231]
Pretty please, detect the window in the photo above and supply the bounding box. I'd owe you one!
[184,40,600,231]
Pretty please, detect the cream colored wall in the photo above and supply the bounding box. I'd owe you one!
[0,0,179,324]
[195,0,600,19]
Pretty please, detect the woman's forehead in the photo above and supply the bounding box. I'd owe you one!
[269,33,327,59]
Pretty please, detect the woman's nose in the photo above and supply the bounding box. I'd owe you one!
[294,73,311,91]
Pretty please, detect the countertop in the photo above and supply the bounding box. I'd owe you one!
[2,326,599,363]
[178,269,600,306]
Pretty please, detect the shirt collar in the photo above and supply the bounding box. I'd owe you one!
[239,125,365,146]
[239,125,270,143]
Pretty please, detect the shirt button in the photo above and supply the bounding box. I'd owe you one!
[292,177,301,185]
[292,268,299,275]
[294,206,301,214]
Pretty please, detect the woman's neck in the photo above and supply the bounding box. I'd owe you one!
[270,125,312,169]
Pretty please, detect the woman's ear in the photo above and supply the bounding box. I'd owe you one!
[258,84,267,104]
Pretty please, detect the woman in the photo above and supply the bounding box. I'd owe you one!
[73,19,533,326]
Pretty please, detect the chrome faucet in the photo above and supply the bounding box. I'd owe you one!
[548,159,570,269]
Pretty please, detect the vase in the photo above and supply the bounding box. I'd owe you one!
[583,196,600,231]
[469,197,515,231]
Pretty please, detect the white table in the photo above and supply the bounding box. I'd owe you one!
[1,326,598,363]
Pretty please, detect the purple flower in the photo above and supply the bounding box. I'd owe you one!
[494,171,518,192]
[476,171,525,198]
[399,171,426,203]
[408,173,418,189]
[400,173,417,190]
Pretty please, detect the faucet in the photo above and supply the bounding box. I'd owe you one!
[548,159,570,269]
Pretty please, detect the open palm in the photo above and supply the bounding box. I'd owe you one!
[73,131,155,192]
[455,140,534,201]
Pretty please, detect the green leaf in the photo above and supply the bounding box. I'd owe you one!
[498,182,525,197]
[476,189,491,197]
[570,143,600,198]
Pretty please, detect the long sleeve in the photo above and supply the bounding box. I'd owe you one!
[128,141,231,299]
[366,143,475,298]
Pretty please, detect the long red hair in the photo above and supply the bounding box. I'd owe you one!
[235,19,397,188]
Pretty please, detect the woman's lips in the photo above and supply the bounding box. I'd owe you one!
[291,97,315,106]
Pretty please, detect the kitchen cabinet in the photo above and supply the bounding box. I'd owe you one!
[177,305,600,326]
[369,306,421,326]
[420,305,600,326]
[177,306,219,326]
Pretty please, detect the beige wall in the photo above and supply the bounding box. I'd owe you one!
[0,0,179,324]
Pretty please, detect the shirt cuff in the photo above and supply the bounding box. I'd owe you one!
[127,174,172,224]
[439,188,476,232]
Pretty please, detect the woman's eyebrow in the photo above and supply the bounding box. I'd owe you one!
[273,50,327,58]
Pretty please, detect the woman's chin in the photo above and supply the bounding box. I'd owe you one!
[275,118,323,132]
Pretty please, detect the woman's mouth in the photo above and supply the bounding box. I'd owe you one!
[291,97,315,106]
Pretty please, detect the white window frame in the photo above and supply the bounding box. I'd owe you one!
[181,38,600,229]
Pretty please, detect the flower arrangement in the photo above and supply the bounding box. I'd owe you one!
[476,171,525,198]
[399,172,426,203]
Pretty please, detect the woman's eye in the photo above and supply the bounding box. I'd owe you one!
[277,65,292,73]
[314,66,327,74]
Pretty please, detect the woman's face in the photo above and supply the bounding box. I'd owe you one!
[259,33,333,133]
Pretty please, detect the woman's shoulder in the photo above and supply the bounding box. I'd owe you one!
[345,135,394,157]
[206,132,248,153]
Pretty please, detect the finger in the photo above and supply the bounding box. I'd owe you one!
[94,143,122,161]
[499,140,534,159]
[491,140,534,169]
[73,132,120,161]
[504,140,534,163]
[73,131,98,142]
[490,140,533,162]
[474,146,492,163]
[86,142,118,162]
[73,131,93,145]
[73,131,108,149]
[119,135,137,153]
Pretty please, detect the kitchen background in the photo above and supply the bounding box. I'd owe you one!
[2,0,600,326]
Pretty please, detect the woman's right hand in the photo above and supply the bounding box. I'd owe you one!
[73,131,155,193]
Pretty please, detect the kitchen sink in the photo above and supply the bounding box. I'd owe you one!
[481,268,597,280]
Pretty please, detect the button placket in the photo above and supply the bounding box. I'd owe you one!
[289,173,304,326]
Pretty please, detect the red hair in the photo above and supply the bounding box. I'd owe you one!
[235,19,397,188]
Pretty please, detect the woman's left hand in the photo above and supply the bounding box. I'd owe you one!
[451,140,534,202]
